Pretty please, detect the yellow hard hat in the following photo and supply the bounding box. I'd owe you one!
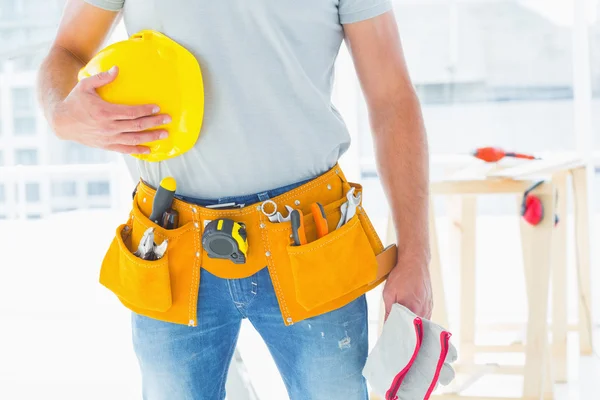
[78,30,204,162]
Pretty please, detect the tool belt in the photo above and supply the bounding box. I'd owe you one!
[99,164,397,327]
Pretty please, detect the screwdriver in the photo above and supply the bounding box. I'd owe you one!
[149,177,177,226]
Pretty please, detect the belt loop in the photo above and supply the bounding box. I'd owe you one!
[257,192,270,201]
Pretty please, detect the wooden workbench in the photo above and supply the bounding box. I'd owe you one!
[373,156,594,400]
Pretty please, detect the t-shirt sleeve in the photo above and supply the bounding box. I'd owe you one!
[84,0,124,11]
[338,0,393,24]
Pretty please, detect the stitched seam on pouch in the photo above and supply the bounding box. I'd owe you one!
[261,214,290,318]
[287,217,360,255]
[134,214,194,239]
[121,250,168,268]
[189,214,200,325]
[360,209,384,251]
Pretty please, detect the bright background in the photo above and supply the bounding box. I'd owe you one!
[0,0,599,399]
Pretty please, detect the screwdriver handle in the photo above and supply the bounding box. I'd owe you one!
[150,177,177,225]
[161,209,179,230]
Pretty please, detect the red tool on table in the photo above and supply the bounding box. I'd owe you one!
[473,147,538,163]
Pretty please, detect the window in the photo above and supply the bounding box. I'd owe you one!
[14,55,38,72]
[15,149,38,165]
[355,0,576,161]
[0,0,18,18]
[66,142,111,164]
[14,117,36,135]
[0,184,5,202]
[25,183,40,203]
[589,8,600,150]
[26,214,42,220]
[90,204,111,209]
[12,87,35,113]
[87,181,110,196]
[51,181,77,197]
[23,0,58,16]
[51,207,77,214]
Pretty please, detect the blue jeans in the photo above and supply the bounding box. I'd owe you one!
[131,180,370,400]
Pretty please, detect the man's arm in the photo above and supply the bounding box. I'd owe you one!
[37,0,168,154]
[344,10,433,318]
[38,0,118,124]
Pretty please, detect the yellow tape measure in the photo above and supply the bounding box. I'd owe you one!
[202,218,248,264]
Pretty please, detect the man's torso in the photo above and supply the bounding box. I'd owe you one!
[87,0,391,197]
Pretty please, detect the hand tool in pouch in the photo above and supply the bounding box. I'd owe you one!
[337,187,361,229]
[161,209,179,229]
[344,191,361,224]
[202,219,248,264]
[267,204,294,223]
[134,227,156,259]
[311,202,328,239]
[134,227,168,261]
[149,177,177,226]
[291,209,307,246]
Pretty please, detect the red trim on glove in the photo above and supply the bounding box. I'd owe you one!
[385,317,423,400]
[424,331,452,400]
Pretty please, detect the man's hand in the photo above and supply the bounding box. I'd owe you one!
[383,252,433,319]
[50,66,171,155]
[38,1,167,154]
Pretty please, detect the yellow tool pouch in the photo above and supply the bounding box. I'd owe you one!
[99,164,397,327]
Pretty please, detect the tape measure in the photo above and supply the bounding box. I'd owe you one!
[202,218,248,264]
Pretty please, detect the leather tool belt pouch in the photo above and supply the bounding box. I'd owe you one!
[99,164,397,327]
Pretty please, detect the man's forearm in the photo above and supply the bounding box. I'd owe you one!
[37,46,85,129]
[371,87,430,263]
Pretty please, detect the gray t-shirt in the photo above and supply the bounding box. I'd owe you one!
[85,0,392,198]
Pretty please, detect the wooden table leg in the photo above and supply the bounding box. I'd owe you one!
[571,166,594,355]
[448,195,477,366]
[521,186,555,399]
[518,190,556,398]
[551,172,568,383]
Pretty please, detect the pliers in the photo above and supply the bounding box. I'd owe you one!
[311,202,329,239]
[291,209,307,246]
[291,202,329,246]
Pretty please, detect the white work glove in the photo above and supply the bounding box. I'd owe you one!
[363,304,457,400]
[362,304,423,399]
